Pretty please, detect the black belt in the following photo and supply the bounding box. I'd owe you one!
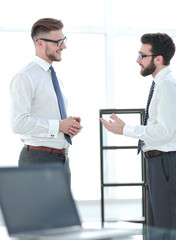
[144,150,176,158]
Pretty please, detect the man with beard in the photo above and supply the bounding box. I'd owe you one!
[100,33,176,230]
[10,18,82,183]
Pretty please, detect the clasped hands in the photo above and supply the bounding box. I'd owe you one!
[100,113,125,135]
[60,116,82,137]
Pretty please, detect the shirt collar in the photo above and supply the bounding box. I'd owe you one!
[33,56,51,72]
[154,65,172,84]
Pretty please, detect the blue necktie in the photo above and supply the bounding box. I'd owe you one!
[50,66,72,145]
[137,81,155,154]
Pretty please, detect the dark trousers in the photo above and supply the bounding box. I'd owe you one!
[18,146,71,185]
[146,152,176,230]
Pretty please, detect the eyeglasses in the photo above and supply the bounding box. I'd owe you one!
[36,36,67,47]
[138,52,158,60]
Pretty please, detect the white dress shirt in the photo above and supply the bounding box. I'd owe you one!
[123,66,176,152]
[10,56,70,149]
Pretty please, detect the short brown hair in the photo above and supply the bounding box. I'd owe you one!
[141,33,175,65]
[31,18,64,41]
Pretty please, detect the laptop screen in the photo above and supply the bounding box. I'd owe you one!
[0,166,81,234]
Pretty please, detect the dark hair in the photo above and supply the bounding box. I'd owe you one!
[31,18,64,41]
[141,33,175,65]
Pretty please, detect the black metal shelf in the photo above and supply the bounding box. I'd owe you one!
[99,108,146,225]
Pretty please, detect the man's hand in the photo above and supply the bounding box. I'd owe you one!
[69,117,82,137]
[59,116,82,137]
[100,113,125,135]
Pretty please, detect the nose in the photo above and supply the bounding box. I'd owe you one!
[136,56,141,63]
[60,42,66,50]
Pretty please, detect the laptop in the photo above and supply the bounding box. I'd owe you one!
[0,166,141,240]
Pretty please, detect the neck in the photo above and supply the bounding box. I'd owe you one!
[35,53,53,65]
[152,65,167,78]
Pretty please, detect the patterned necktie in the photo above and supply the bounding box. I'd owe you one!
[50,66,72,145]
[137,81,155,154]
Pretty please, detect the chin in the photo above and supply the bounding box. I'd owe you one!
[54,58,62,62]
[140,70,144,76]
[57,56,62,61]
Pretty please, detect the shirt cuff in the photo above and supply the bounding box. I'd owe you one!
[47,120,59,138]
[123,125,138,139]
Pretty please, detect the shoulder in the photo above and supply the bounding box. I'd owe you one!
[156,73,176,99]
[12,61,48,82]
[10,63,40,91]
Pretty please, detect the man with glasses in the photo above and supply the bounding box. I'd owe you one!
[101,33,176,230]
[10,18,82,183]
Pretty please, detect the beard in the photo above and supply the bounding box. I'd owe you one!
[140,59,156,77]
[45,46,61,62]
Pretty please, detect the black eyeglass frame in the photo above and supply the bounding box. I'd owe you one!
[36,36,67,47]
[138,52,159,60]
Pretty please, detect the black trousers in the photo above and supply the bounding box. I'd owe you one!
[18,146,71,185]
[146,151,176,230]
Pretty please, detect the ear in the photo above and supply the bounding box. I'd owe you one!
[36,39,44,49]
[155,55,164,65]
